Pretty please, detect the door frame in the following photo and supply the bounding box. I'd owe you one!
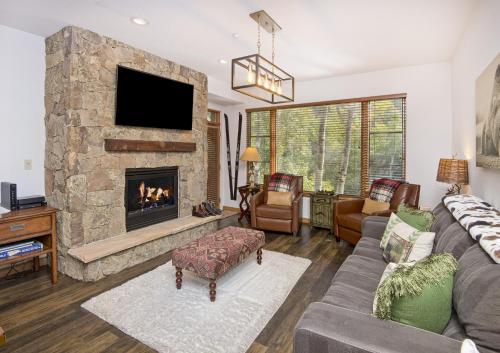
[207,109,221,207]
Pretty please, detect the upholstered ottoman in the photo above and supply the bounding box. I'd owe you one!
[172,226,265,301]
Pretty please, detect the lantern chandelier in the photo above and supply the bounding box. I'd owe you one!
[231,10,295,104]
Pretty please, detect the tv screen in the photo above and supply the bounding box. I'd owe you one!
[115,66,194,130]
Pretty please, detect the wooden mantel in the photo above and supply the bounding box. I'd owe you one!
[104,139,196,153]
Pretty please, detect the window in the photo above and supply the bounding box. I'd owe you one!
[246,110,271,184]
[247,95,406,195]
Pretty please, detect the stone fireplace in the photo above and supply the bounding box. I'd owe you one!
[44,26,216,281]
[125,166,179,231]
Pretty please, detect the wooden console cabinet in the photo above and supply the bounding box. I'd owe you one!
[0,206,58,284]
[310,191,339,234]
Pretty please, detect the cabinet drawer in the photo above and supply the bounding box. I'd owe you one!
[0,216,51,240]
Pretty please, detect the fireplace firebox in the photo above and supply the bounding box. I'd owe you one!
[125,167,179,231]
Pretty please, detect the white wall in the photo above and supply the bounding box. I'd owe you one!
[0,25,45,197]
[245,62,454,217]
[451,0,500,207]
[207,101,247,210]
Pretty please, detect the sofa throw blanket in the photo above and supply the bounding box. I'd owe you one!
[268,173,294,192]
[443,194,500,264]
[369,178,403,203]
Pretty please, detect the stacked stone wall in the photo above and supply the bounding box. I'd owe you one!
[44,26,208,279]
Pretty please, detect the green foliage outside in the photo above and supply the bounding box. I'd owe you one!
[249,99,404,195]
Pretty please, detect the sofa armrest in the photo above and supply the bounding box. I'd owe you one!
[335,199,365,215]
[370,209,395,217]
[361,216,389,240]
[293,192,304,205]
[293,192,304,233]
[250,191,265,227]
[294,303,462,353]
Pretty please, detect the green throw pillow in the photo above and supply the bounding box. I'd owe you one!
[373,253,458,334]
[397,204,435,231]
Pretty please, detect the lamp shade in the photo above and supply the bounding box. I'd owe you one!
[240,147,261,162]
[436,158,469,184]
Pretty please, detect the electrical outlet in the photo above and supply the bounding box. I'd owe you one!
[24,159,32,170]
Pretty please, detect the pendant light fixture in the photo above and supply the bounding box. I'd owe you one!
[231,10,294,104]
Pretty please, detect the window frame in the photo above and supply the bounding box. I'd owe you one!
[246,93,407,196]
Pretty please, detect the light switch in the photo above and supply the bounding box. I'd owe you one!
[24,159,32,170]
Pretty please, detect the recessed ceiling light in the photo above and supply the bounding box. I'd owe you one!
[219,59,228,64]
[232,33,240,39]
[131,17,148,26]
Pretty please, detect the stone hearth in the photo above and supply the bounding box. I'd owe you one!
[44,26,208,281]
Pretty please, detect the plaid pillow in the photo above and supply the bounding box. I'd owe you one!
[369,178,404,203]
[268,173,294,192]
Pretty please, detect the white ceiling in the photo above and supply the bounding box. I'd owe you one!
[0,0,478,83]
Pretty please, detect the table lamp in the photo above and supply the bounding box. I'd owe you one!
[240,147,261,188]
[436,158,469,195]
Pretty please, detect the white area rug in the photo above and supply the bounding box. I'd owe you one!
[82,250,311,353]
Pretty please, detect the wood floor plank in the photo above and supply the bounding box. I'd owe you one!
[0,220,351,353]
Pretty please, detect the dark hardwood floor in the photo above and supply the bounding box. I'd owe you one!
[0,216,353,353]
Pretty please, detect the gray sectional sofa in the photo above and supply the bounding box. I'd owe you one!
[294,202,500,353]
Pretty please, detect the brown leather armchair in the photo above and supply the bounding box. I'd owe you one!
[250,175,303,236]
[334,183,421,245]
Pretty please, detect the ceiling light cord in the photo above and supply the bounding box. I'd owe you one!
[257,15,261,55]
[272,28,275,65]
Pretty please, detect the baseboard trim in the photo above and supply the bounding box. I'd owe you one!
[300,218,310,224]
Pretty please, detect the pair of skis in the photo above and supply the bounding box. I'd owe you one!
[224,113,243,201]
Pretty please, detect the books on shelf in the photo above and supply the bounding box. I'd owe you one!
[0,240,43,259]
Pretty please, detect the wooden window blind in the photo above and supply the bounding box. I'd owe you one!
[246,110,271,184]
[247,94,406,195]
[207,110,220,206]
[275,103,362,194]
[368,98,406,185]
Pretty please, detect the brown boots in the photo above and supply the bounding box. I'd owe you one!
[192,202,223,217]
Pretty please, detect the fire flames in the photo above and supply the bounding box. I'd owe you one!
[137,181,175,209]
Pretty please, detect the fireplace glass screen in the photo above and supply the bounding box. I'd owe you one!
[125,167,178,231]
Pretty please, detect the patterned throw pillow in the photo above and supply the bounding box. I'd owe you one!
[373,253,458,334]
[380,213,404,249]
[382,221,435,263]
[397,204,435,231]
[369,178,403,203]
[268,173,294,192]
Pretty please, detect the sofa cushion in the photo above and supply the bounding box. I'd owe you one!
[442,313,467,341]
[352,237,385,261]
[322,280,375,314]
[434,222,475,259]
[255,204,292,219]
[325,255,385,313]
[453,244,500,351]
[335,255,387,282]
[337,213,367,232]
[431,203,456,242]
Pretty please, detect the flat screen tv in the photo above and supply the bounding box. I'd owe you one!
[115,66,194,130]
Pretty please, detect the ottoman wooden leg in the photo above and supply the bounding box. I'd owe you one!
[175,267,183,289]
[257,248,263,265]
[209,281,216,302]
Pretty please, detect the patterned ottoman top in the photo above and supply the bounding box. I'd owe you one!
[172,226,265,280]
